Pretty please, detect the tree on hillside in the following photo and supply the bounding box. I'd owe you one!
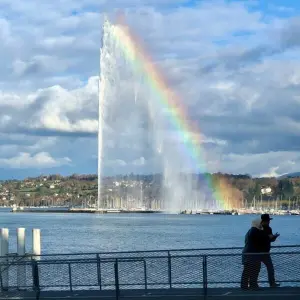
[276,180,294,199]
[247,182,261,199]
[36,186,48,196]
[283,180,294,199]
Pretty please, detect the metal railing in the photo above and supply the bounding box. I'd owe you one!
[0,246,300,299]
[2,244,299,261]
[0,253,31,291]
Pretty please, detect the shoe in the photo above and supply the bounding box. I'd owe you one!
[270,283,280,288]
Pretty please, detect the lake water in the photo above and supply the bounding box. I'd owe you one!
[0,211,299,254]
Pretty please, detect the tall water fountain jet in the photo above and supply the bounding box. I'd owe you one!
[97,19,107,210]
[97,17,239,212]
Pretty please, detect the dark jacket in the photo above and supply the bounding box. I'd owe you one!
[242,227,269,263]
[261,225,274,252]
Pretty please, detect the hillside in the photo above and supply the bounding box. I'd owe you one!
[278,172,300,179]
[0,173,299,209]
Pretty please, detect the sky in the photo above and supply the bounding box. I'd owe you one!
[1,0,300,179]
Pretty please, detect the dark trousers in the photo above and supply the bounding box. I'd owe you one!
[241,261,261,289]
[261,254,275,286]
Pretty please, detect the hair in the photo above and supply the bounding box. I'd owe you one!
[251,218,262,230]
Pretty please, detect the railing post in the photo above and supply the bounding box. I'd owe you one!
[31,259,40,300]
[202,255,207,297]
[0,271,2,291]
[114,259,120,300]
[167,251,172,289]
[0,228,9,290]
[32,229,41,261]
[17,228,26,290]
[143,259,147,291]
[96,254,102,290]
[68,263,72,292]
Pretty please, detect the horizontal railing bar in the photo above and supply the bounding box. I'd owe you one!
[208,280,300,284]
[205,251,300,257]
[9,280,300,289]
[209,281,272,284]
[35,281,300,289]
[91,251,300,259]
[100,283,172,286]
[99,259,146,263]
[38,283,201,288]
[34,280,300,288]
[0,244,298,260]
[39,284,101,288]
[0,258,146,266]
[40,258,146,264]
[2,251,300,265]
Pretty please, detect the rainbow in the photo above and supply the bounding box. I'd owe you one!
[106,16,239,210]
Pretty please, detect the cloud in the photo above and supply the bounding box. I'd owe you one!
[0,77,99,135]
[0,152,71,169]
[217,151,300,177]
[132,157,146,166]
[0,91,30,108]
[12,56,72,77]
[0,0,300,178]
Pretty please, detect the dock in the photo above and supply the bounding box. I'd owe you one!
[8,205,300,215]
[10,207,161,214]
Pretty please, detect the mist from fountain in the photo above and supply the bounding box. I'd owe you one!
[98,17,227,213]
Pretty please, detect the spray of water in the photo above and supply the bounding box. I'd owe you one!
[98,17,226,213]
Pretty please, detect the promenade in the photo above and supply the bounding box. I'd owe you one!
[1,245,300,299]
[1,287,300,299]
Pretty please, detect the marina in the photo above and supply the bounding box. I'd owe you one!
[10,206,161,214]
[7,204,300,216]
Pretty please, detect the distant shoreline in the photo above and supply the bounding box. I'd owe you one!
[10,207,161,214]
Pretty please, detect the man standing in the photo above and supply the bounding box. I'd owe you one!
[261,214,280,287]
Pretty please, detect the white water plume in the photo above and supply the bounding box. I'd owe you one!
[98,17,229,212]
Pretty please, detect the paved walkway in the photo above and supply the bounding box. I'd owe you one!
[1,287,300,299]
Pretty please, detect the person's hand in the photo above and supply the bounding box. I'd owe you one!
[274,232,280,238]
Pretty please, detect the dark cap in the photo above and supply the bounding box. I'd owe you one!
[261,213,273,221]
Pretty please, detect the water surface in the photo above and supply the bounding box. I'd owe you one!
[0,211,298,254]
